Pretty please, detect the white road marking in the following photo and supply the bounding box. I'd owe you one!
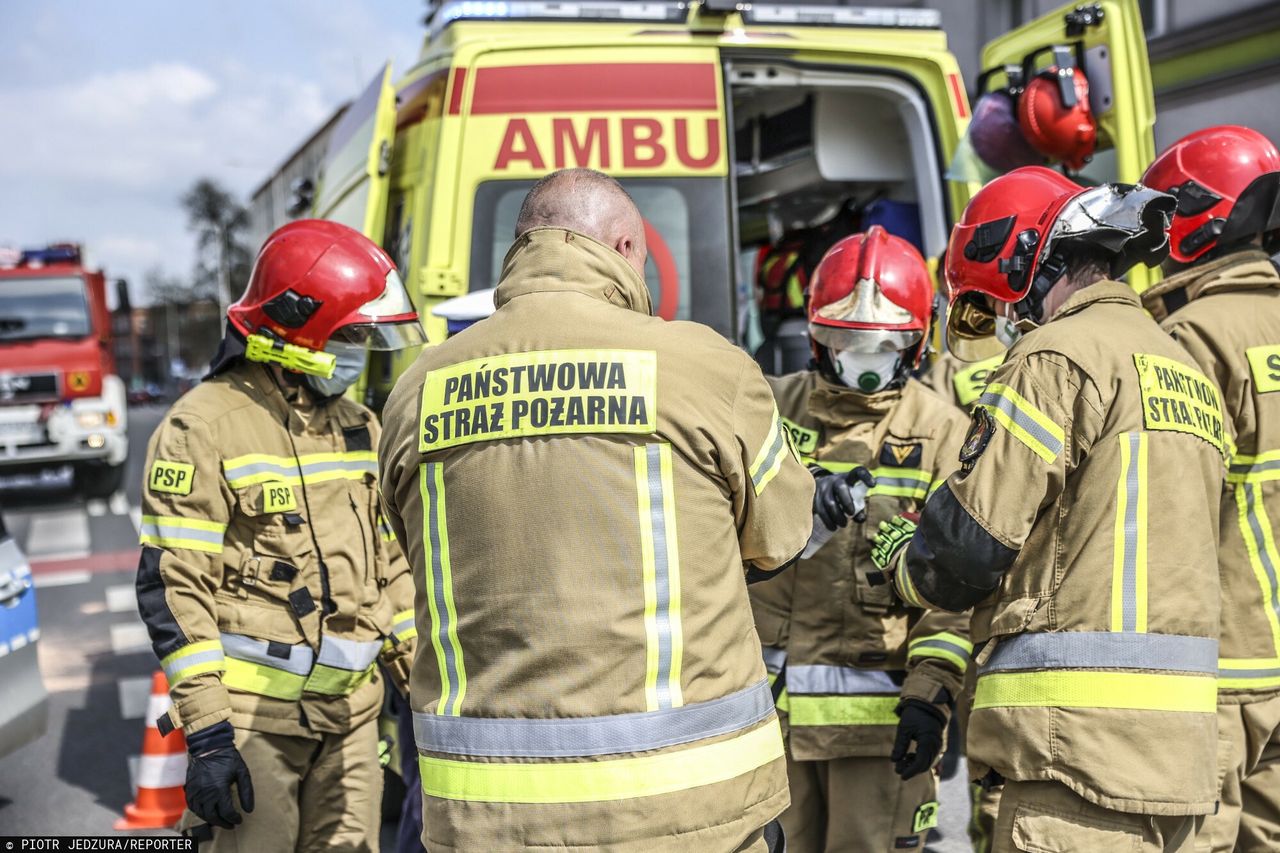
[110,622,151,655]
[87,499,107,517]
[118,675,155,720]
[33,569,91,588]
[127,755,139,796]
[26,509,90,557]
[109,491,129,515]
[106,583,136,613]
[129,506,142,535]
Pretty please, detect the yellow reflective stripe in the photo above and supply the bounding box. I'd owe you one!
[1229,449,1280,484]
[222,657,306,701]
[974,670,1216,713]
[868,466,931,499]
[1219,658,1280,689]
[977,383,1064,464]
[160,639,225,684]
[635,444,683,711]
[895,558,926,609]
[1111,433,1150,633]
[749,406,788,496]
[419,718,783,803]
[305,663,375,696]
[908,632,974,672]
[392,608,417,640]
[910,631,973,654]
[222,451,378,488]
[788,695,900,726]
[421,463,467,716]
[139,515,227,554]
[1236,482,1280,658]
[909,645,968,671]
[775,688,790,713]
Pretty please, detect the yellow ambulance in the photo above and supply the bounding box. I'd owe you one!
[313,0,1158,406]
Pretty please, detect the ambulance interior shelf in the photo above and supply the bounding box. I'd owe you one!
[728,64,947,373]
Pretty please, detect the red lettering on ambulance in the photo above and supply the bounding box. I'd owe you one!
[494,119,546,170]
[553,118,610,169]
[674,118,720,169]
[621,119,665,168]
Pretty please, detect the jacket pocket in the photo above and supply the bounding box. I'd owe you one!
[1011,802,1141,853]
[234,484,313,560]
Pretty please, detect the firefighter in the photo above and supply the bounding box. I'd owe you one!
[378,168,825,853]
[750,226,972,852]
[136,219,423,851]
[1138,125,1280,853]
[872,166,1226,852]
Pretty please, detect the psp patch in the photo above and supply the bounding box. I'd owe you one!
[912,800,939,834]
[959,407,995,473]
[149,460,194,495]
[781,417,819,455]
[261,481,297,513]
[879,442,923,468]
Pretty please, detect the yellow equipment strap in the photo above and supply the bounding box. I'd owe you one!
[419,718,783,804]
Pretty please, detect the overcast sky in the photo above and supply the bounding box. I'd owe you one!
[0,2,423,306]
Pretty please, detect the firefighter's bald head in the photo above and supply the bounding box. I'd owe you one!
[515,168,648,277]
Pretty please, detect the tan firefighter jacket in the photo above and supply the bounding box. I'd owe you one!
[378,227,814,853]
[138,361,416,739]
[892,281,1227,815]
[1142,250,1280,703]
[750,372,972,761]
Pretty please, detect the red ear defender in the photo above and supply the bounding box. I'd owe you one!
[1017,65,1097,172]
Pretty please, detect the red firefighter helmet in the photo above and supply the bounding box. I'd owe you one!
[1017,66,1097,171]
[1142,124,1280,263]
[945,166,1174,360]
[807,226,933,368]
[229,219,425,362]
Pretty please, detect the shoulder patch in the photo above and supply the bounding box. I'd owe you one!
[959,408,995,473]
[780,417,819,455]
[1246,345,1280,394]
[149,460,194,495]
[952,355,1003,407]
[879,442,923,468]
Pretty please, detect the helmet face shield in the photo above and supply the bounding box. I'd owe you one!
[358,269,418,320]
[332,320,427,351]
[810,323,921,354]
[945,293,1021,363]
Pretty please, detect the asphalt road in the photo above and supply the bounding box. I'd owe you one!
[0,402,974,850]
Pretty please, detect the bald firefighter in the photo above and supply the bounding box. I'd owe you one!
[379,169,822,852]
[750,227,971,851]
[137,220,422,850]
[873,167,1227,852]
[1140,125,1280,852]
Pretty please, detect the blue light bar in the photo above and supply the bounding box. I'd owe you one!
[20,245,81,265]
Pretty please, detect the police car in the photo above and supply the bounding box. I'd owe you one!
[0,511,47,760]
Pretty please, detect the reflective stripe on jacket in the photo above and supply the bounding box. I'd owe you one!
[137,362,416,737]
[378,228,814,852]
[750,372,972,760]
[898,281,1226,816]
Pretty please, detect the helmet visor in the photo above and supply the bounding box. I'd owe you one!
[359,269,419,320]
[332,320,427,351]
[945,293,1020,363]
[810,323,922,354]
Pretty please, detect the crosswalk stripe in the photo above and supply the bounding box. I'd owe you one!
[33,570,91,588]
[109,492,129,516]
[26,509,89,558]
[87,499,107,517]
[106,584,137,613]
[110,622,151,655]
[117,675,155,720]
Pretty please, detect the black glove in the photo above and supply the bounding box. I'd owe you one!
[811,465,875,531]
[184,721,255,829]
[892,699,947,780]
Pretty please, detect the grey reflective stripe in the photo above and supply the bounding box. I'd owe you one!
[300,459,377,477]
[424,462,463,716]
[1119,432,1142,632]
[979,632,1219,675]
[1243,482,1280,631]
[976,391,1064,457]
[788,664,900,695]
[752,425,786,490]
[393,614,415,635]
[872,476,928,492]
[223,457,377,482]
[162,647,225,680]
[1232,458,1280,478]
[910,638,971,660]
[222,460,294,481]
[644,444,678,709]
[761,645,787,674]
[412,678,774,758]
[220,632,314,676]
[316,635,382,671]
[140,520,224,546]
[1221,666,1280,680]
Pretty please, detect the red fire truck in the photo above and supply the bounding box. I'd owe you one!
[0,245,128,498]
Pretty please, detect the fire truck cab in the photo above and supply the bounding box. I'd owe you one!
[0,245,129,498]
[313,0,1157,405]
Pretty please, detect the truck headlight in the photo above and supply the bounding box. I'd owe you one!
[76,411,106,429]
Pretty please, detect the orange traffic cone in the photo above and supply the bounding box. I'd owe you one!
[115,670,188,830]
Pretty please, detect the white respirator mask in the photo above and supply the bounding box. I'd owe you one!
[832,349,901,393]
[304,339,369,399]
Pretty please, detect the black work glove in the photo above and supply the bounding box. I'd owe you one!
[892,698,947,780]
[811,465,875,530]
[184,721,255,830]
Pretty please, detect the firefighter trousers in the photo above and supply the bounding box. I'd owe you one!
[992,780,1200,853]
[182,716,382,853]
[779,751,938,852]
[1195,694,1280,852]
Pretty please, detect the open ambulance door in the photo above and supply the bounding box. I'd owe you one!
[974,0,1159,289]
[313,62,397,242]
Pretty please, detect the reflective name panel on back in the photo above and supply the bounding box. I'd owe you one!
[419,349,658,452]
[1246,344,1280,394]
[1133,353,1227,457]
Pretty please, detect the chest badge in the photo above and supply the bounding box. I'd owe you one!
[960,407,996,473]
[879,442,922,468]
